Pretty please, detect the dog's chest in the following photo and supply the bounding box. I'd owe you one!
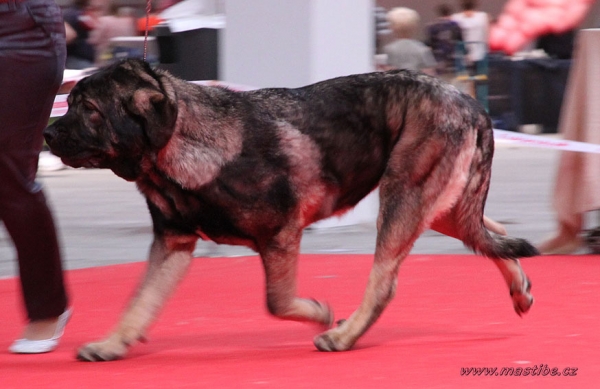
[137,175,199,220]
[136,172,258,244]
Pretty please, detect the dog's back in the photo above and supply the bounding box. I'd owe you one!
[235,70,536,260]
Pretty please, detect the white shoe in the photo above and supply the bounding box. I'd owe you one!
[38,151,65,172]
[9,308,72,354]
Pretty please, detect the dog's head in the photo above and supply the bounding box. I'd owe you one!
[44,59,178,180]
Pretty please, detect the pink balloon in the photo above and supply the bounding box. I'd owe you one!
[504,32,528,54]
[490,0,596,54]
[489,28,506,48]
[491,12,532,52]
[550,2,590,33]
[506,0,527,14]
[527,0,563,6]
[489,29,506,51]
[517,8,550,37]
[496,13,519,31]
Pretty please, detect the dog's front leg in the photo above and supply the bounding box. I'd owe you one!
[77,234,196,361]
[259,231,333,328]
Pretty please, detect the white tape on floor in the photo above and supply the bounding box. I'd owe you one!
[493,129,600,154]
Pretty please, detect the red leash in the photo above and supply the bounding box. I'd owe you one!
[143,0,152,61]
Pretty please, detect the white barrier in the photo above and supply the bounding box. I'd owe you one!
[493,129,600,154]
[50,94,68,118]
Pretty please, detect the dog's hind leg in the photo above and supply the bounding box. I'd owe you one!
[442,124,536,315]
[313,130,472,352]
[431,212,506,238]
[313,177,427,352]
[258,228,333,328]
[432,210,533,316]
[492,258,533,316]
[77,234,196,361]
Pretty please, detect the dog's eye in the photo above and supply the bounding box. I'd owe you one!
[89,111,102,126]
[83,101,97,112]
[82,100,104,126]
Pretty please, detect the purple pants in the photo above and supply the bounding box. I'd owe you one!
[0,0,68,321]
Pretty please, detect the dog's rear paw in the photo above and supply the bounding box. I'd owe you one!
[76,339,128,362]
[510,277,534,316]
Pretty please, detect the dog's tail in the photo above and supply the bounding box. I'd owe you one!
[469,228,540,260]
[453,121,539,260]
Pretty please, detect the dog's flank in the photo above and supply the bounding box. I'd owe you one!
[44,59,538,361]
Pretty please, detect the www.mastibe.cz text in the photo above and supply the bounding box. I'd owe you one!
[460,364,578,377]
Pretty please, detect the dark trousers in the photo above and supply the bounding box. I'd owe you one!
[0,0,68,321]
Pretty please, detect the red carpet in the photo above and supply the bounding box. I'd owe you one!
[1,254,598,388]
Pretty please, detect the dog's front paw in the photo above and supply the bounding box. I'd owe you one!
[309,299,334,329]
[76,337,129,362]
[313,322,353,352]
[510,277,534,316]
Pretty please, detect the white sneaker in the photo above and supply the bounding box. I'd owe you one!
[9,308,72,354]
[38,151,65,172]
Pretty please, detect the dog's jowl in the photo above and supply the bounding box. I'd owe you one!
[44,59,538,361]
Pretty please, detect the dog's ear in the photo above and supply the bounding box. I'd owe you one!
[128,87,178,150]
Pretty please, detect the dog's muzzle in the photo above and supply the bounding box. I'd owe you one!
[43,125,58,146]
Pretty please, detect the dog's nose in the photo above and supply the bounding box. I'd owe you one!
[43,126,56,144]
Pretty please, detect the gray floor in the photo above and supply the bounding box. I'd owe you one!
[0,143,567,278]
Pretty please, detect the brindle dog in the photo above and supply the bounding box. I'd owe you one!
[44,59,538,361]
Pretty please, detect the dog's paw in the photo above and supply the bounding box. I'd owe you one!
[309,299,334,329]
[76,338,128,362]
[313,323,353,352]
[510,277,534,316]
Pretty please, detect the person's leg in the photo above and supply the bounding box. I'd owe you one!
[537,215,583,255]
[0,153,68,321]
[0,0,69,340]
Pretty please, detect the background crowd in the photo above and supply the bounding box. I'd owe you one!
[62,0,182,68]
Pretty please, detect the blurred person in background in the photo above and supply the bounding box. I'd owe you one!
[0,0,71,354]
[426,3,464,81]
[382,7,436,75]
[63,0,99,69]
[452,0,489,71]
[88,2,136,66]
